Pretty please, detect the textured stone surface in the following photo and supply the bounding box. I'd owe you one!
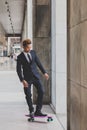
[69,25,81,84]
[67,0,87,130]
[81,0,87,20]
[81,87,87,130]
[69,0,81,27]
[70,82,81,130]
[36,0,50,5]
[33,38,51,103]
[33,5,51,37]
[67,80,71,130]
[81,21,87,88]
[33,0,51,103]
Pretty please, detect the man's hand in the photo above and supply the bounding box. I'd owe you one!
[22,80,28,88]
[44,73,49,80]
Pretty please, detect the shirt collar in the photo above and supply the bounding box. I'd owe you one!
[23,51,31,55]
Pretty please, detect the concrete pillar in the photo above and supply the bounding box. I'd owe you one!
[33,0,51,104]
[22,9,27,40]
[27,0,33,43]
[51,0,67,117]
[22,0,33,41]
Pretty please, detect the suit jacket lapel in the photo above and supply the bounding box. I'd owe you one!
[22,52,29,64]
[22,51,33,65]
[30,50,33,61]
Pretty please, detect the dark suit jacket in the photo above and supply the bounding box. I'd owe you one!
[16,50,46,82]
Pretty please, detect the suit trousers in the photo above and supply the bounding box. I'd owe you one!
[23,78,45,113]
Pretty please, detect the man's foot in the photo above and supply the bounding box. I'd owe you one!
[34,111,47,117]
[30,111,34,118]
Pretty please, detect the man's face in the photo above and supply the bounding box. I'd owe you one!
[23,44,32,53]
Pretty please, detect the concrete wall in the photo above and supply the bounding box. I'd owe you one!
[0,23,6,43]
[22,8,27,40]
[22,0,33,43]
[68,0,87,130]
[0,23,5,36]
[27,0,33,41]
[33,0,51,104]
[0,23,6,56]
[21,5,27,54]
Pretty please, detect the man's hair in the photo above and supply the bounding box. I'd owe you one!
[23,39,31,47]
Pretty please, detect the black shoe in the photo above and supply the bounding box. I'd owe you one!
[34,111,47,117]
[30,111,34,118]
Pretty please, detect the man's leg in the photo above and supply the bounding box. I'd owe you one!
[23,84,34,114]
[33,79,47,116]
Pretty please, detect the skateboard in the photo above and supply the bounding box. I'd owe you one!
[25,114,53,122]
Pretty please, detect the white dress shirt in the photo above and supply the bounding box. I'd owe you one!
[23,51,32,63]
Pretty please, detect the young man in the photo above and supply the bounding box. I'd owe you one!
[16,39,49,117]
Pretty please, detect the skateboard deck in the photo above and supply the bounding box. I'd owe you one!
[25,114,53,123]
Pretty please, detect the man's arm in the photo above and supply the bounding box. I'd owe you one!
[16,56,28,87]
[34,51,46,74]
[16,56,24,82]
[34,51,49,80]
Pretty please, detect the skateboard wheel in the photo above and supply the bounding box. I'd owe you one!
[47,118,50,122]
[28,118,31,121]
[28,118,34,122]
[47,118,51,122]
[51,118,53,121]
[47,117,53,122]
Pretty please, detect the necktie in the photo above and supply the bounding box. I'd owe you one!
[27,53,32,63]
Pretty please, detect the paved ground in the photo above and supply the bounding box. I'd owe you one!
[0,59,66,130]
[0,57,16,71]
